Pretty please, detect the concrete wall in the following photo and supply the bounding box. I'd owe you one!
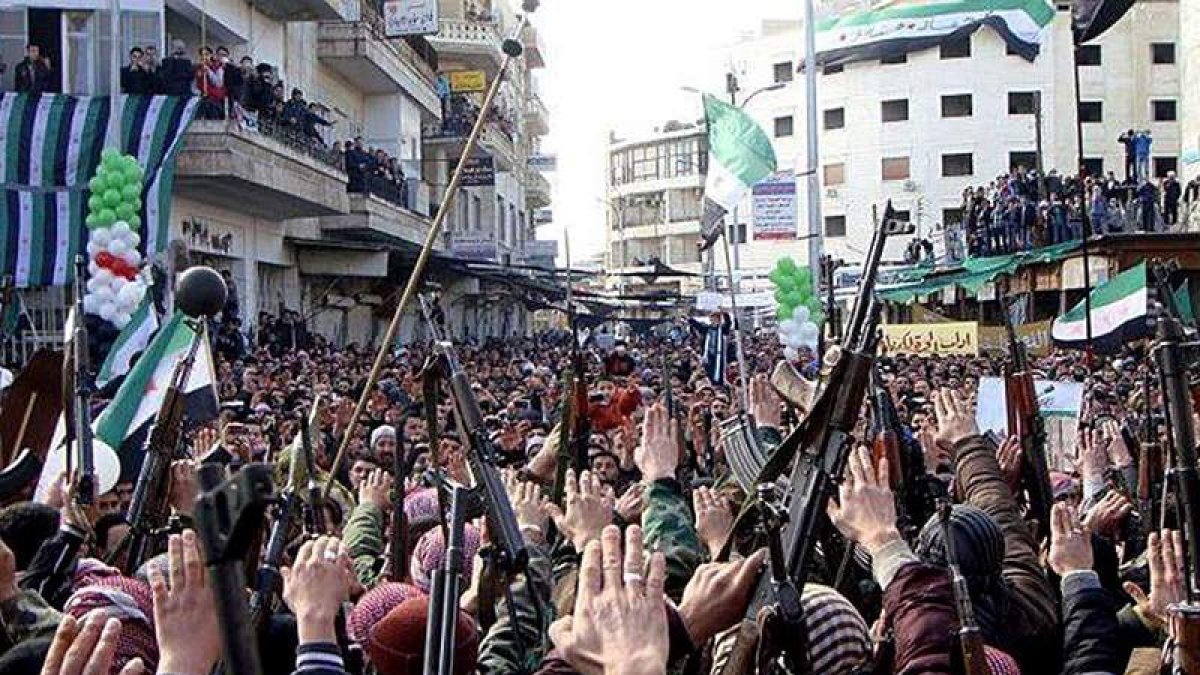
[1182,0,1200,180]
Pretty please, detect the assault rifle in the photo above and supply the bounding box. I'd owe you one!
[418,297,528,573]
[552,235,590,505]
[1135,368,1163,534]
[1000,295,1053,539]
[939,499,989,675]
[297,397,327,536]
[720,203,908,674]
[870,368,938,538]
[248,435,303,627]
[116,320,205,574]
[64,256,96,505]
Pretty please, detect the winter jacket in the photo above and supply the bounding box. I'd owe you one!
[18,524,86,610]
[1060,570,1122,675]
[0,588,61,654]
[640,477,702,600]
[587,386,641,433]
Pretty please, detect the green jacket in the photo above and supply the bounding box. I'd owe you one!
[0,589,62,653]
[641,478,703,600]
[477,540,554,675]
[344,501,388,589]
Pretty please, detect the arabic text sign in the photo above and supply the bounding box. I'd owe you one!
[383,0,439,37]
[881,322,978,356]
[528,154,558,172]
[460,157,495,186]
[751,172,797,240]
[449,70,487,93]
[451,236,497,261]
[979,319,1054,357]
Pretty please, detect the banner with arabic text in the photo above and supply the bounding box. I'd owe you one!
[979,319,1053,356]
[880,321,978,356]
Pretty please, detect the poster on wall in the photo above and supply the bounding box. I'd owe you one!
[449,70,488,93]
[460,157,496,186]
[751,172,797,241]
[880,321,978,356]
[383,0,440,37]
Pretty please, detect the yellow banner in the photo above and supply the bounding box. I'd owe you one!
[979,319,1054,357]
[449,70,487,93]
[881,322,978,356]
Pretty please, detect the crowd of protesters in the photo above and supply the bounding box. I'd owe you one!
[0,300,1196,675]
[957,164,1195,259]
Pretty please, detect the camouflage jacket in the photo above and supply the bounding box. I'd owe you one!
[343,501,387,589]
[477,540,554,675]
[641,477,702,601]
[0,588,62,653]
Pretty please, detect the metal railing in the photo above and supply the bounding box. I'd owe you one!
[251,114,344,171]
[352,174,412,211]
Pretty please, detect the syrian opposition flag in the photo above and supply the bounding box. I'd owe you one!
[94,311,218,476]
[810,0,1056,69]
[699,94,777,251]
[1073,0,1135,44]
[1052,261,1149,352]
[96,295,159,388]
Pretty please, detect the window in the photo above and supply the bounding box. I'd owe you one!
[940,36,971,59]
[943,208,965,227]
[1009,151,1038,171]
[1154,157,1178,178]
[823,64,844,75]
[825,215,847,237]
[942,153,974,177]
[881,99,909,122]
[1008,91,1037,115]
[732,222,748,244]
[1153,100,1178,122]
[1082,158,1104,177]
[882,157,910,181]
[1078,101,1103,123]
[823,163,846,186]
[823,107,845,130]
[892,210,912,223]
[773,61,794,83]
[941,94,973,118]
[774,116,795,137]
[1152,43,1175,65]
[1077,44,1101,66]
[880,52,907,64]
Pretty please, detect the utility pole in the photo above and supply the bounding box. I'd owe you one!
[803,0,823,272]
[1034,91,1047,200]
[108,0,122,147]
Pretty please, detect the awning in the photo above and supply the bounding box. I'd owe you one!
[289,237,389,278]
[879,241,1081,303]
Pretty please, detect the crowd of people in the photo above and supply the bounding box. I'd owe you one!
[957,165,1193,259]
[0,299,1196,675]
[336,139,411,209]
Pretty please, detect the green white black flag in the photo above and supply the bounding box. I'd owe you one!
[1051,261,1148,351]
[699,94,777,251]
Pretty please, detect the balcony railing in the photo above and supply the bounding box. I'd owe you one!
[252,114,344,170]
[351,174,411,211]
[426,17,504,64]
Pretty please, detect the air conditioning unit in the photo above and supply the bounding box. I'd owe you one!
[825,188,839,198]
[903,180,918,192]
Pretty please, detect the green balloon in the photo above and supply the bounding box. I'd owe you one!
[121,183,141,201]
[85,213,102,229]
[124,168,143,186]
[127,215,141,229]
[115,203,135,221]
[102,189,122,208]
[88,176,107,193]
[778,257,798,274]
[777,304,795,321]
[773,288,790,304]
[128,196,142,212]
[87,195,104,213]
[96,208,116,226]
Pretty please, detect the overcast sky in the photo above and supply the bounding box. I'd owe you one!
[533,1,804,261]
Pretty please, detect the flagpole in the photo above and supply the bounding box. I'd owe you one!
[803,0,824,272]
[1072,41,1096,370]
[721,228,751,412]
[108,0,122,148]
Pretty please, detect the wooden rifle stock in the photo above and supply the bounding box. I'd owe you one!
[1001,301,1052,538]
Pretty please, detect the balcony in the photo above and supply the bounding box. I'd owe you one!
[525,93,549,136]
[526,171,551,210]
[522,24,546,69]
[321,190,431,247]
[247,0,357,22]
[317,9,440,114]
[423,111,518,170]
[426,18,505,72]
[175,119,350,220]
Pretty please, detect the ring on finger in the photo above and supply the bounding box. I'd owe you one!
[623,572,644,585]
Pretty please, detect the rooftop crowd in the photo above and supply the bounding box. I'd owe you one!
[0,302,1195,675]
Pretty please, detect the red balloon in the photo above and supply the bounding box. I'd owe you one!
[95,252,116,268]
[115,262,137,280]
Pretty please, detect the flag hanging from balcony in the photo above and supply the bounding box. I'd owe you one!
[0,93,198,288]
[808,0,1056,69]
[699,94,777,252]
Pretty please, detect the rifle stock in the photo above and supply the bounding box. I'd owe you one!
[1001,298,1053,537]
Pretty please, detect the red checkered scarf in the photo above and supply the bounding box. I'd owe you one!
[348,582,425,643]
[409,524,481,593]
[985,646,1022,675]
[64,576,158,674]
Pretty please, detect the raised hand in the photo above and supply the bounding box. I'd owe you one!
[827,447,901,555]
[636,402,679,482]
[748,374,781,429]
[997,435,1023,494]
[1081,491,1133,539]
[193,426,218,458]
[1078,426,1108,483]
[1123,530,1186,629]
[168,460,200,515]
[548,525,669,675]
[504,470,549,539]
[1047,502,1093,576]
[613,483,646,524]
[362,467,394,509]
[282,536,353,644]
[41,614,145,675]
[149,530,220,675]
[677,549,767,645]
[692,486,734,559]
[542,469,613,551]
[932,387,979,450]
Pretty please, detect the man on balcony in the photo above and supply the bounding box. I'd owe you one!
[159,40,194,96]
[14,44,52,95]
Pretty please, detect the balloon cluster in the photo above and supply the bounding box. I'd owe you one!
[769,257,824,361]
[83,150,148,329]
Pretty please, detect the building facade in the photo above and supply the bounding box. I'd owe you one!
[725,1,1180,277]
[1,0,552,357]
[1181,0,1200,182]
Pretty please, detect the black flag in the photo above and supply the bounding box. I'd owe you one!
[1073,0,1135,44]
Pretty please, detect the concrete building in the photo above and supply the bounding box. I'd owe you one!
[603,122,709,298]
[724,1,1180,276]
[1181,0,1200,182]
[0,0,552,354]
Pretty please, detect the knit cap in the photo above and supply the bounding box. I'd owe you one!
[799,583,871,675]
[404,488,442,539]
[64,575,158,673]
[348,582,425,643]
[409,523,481,592]
[984,645,1022,675]
[367,595,479,675]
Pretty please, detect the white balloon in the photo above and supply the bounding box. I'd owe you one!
[108,238,129,255]
[88,261,100,276]
[783,346,799,361]
[98,302,116,322]
[777,331,791,346]
[94,285,115,303]
[792,305,811,324]
[86,276,102,293]
[118,283,142,309]
[778,319,796,335]
[123,229,141,248]
[86,241,100,257]
[786,333,806,349]
[112,220,131,235]
[83,293,100,314]
[91,228,112,247]
[798,321,819,344]
[120,250,141,267]
[94,268,113,285]
[113,311,132,328]
[34,423,122,502]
